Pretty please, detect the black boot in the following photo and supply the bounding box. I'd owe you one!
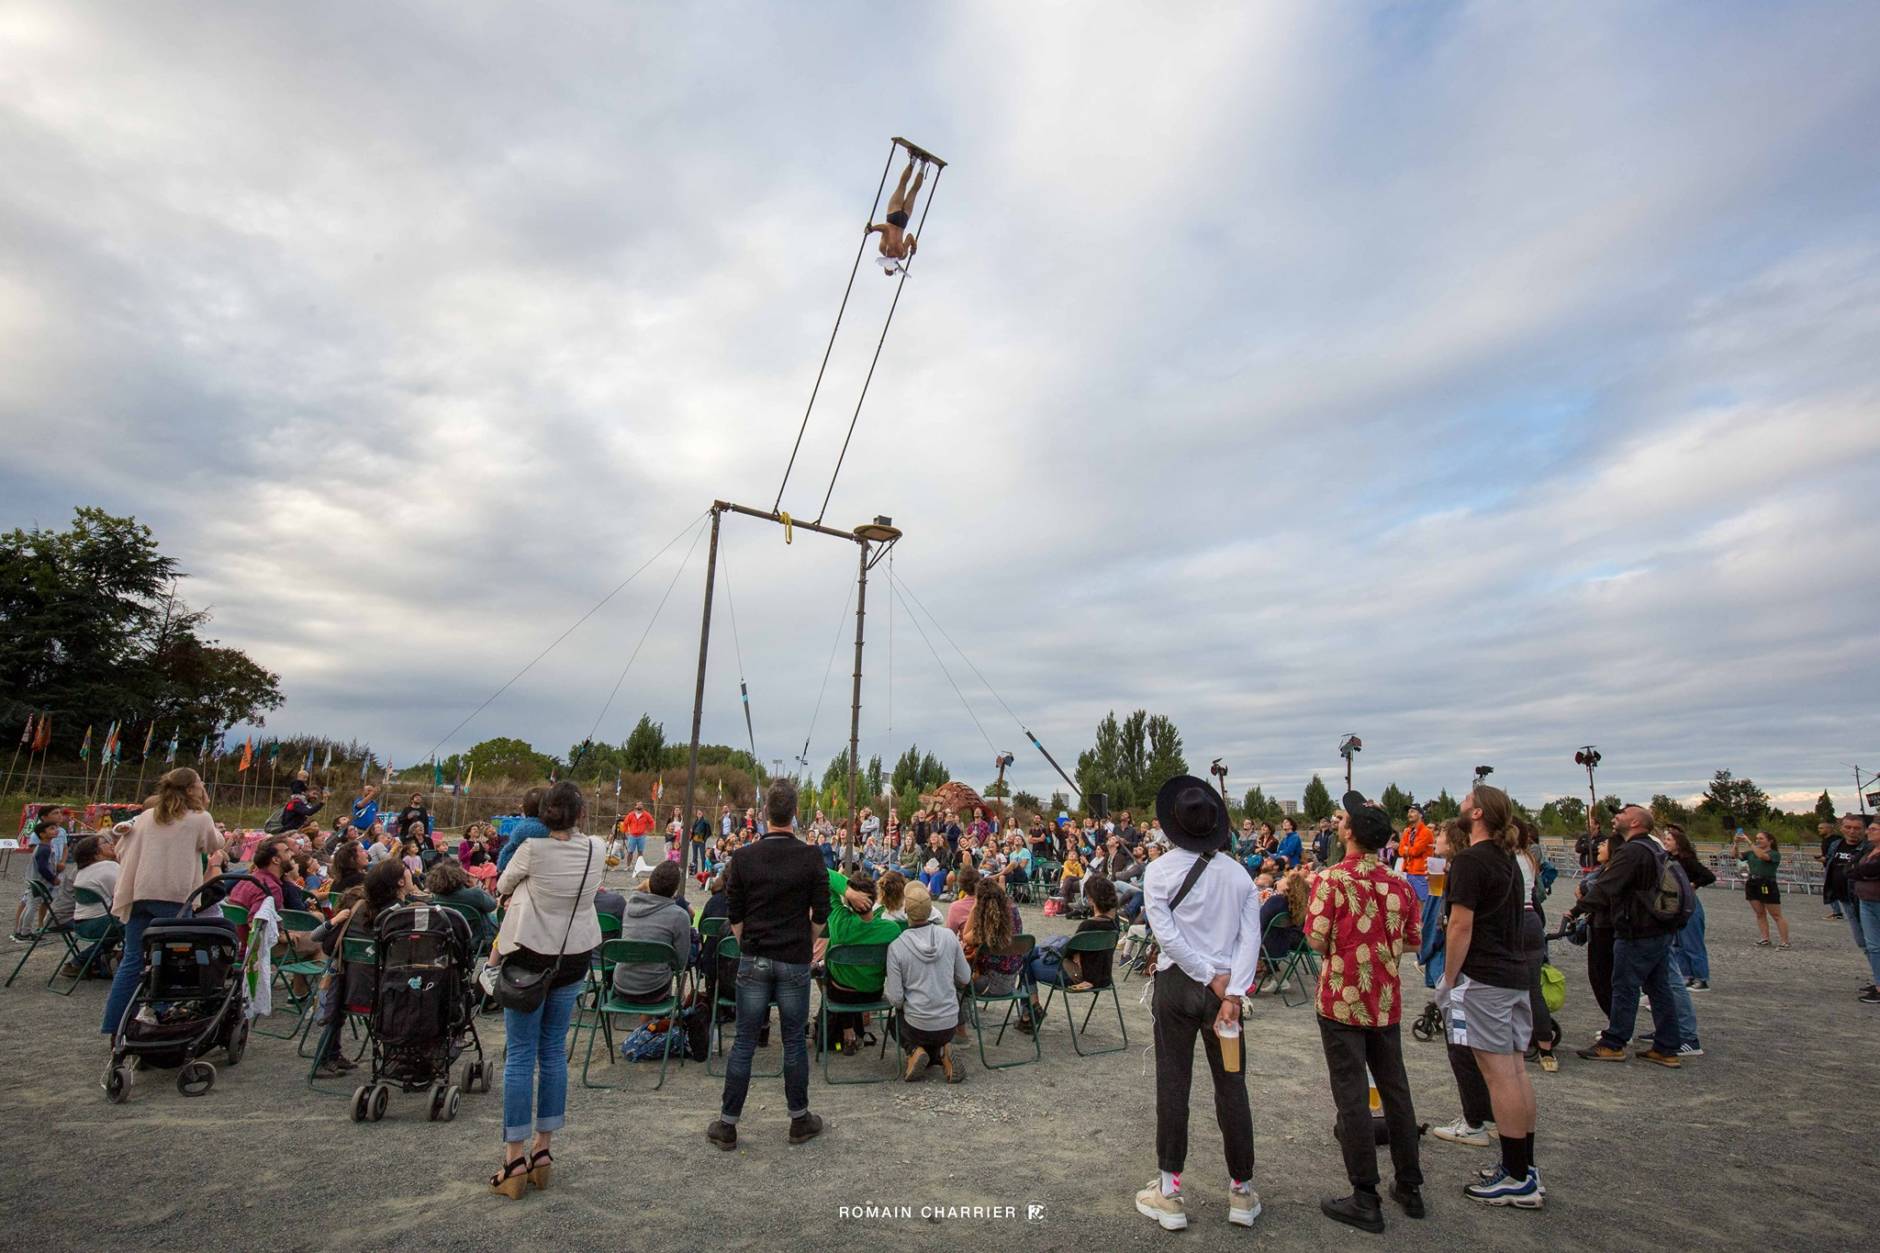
[1389,1181,1426,1218]
[1321,1190,1386,1234]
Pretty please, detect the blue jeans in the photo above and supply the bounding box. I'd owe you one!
[719,955,811,1124]
[1417,893,1445,987]
[502,979,583,1143]
[100,900,183,1035]
[1407,873,1430,903]
[1599,931,1678,1053]
[1851,899,1880,985]
[1671,896,1709,981]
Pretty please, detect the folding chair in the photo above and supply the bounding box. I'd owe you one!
[1117,923,1154,982]
[1038,929,1129,1056]
[258,908,329,1039]
[707,934,782,1077]
[581,939,686,1090]
[966,934,1041,1070]
[51,888,123,994]
[1253,910,1318,1007]
[307,933,377,1093]
[7,880,82,988]
[818,943,902,1085]
[567,910,623,1055]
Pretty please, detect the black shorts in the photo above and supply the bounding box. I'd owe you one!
[1746,879,1780,905]
[885,210,910,229]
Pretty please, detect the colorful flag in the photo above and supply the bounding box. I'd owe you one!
[197,733,210,762]
[166,729,178,763]
[141,721,156,759]
[451,758,462,797]
[18,712,33,746]
[322,742,333,771]
[269,740,281,765]
[32,714,51,752]
[102,720,119,759]
[303,746,315,774]
[237,737,253,772]
[80,724,93,760]
[614,770,622,799]
[432,755,443,788]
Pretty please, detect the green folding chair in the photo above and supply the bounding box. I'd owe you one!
[258,909,329,1039]
[705,934,783,1078]
[568,911,623,1055]
[1253,910,1318,1007]
[307,934,377,1093]
[51,889,124,994]
[818,943,902,1085]
[966,934,1041,1070]
[581,939,686,1090]
[1038,929,1129,1056]
[220,902,250,927]
[7,880,82,988]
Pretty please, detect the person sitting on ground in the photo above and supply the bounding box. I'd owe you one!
[1020,875,1120,1033]
[822,869,907,1054]
[495,787,550,871]
[884,882,968,1082]
[612,860,694,1007]
[425,857,498,952]
[958,878,1025,1040]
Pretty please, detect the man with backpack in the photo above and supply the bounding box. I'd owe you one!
[1566,804,1691,1067]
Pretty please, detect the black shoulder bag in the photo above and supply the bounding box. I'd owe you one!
[1169,849,1217,911]
[493,837,594,1014]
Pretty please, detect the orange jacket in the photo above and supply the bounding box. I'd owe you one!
[1399,823,1434,875]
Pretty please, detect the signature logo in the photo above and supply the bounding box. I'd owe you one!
[1027,1205,1046,1223]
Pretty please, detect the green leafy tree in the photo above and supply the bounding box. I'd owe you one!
[1301,774,1335,823]
[1241,786,1282,826]
[1378,783,1413,821]
[464,737,555,780]
[623,714,666,773]
[1698,770,1768,825]
[1144,714,1188,792]
[1012,789,1042,814]
[1118,710,1148,803]
[820,751,853,808]
[1075,711,1126,809]
[983,778,1011,799]
[1423,789,1460,824]
[1599,794,1625,816]
[865,754,884,799]
[1813,790,1838,824]
[1048,790,1069,815]
[1649,794,1690,826]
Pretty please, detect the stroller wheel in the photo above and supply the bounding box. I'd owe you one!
[428,1084,447,1122]
[350,1086,371,1123]
[369,1083,389,1122]
[441,1084,461,1122]
[1411,1015,1432,1042]
[462,1060,487,1093]
[226,1017,250,1066]
[104,1063,132,1104]
[177,1061,216,1097]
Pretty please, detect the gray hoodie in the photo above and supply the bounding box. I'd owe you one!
[885,920,970,1032]
[613,890,693,998]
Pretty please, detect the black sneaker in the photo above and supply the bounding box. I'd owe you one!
[788,1113,824,1145]
[706,1120,737,1151]
[1321,1190,1385,1233]
[1860,989,1880,1005]
[1688,980,1709,991]
[1389,1181,1426,1218]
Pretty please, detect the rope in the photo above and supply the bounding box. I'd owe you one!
[797,575,857,772]
[886,548,894,737]
[889,577,998,756]
[417,508,709,764]
[813,161,944,525]
[718,547,760,768]
[582,514,711,745]
[773,140,899,515]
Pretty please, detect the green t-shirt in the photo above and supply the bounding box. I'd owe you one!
[1740,846,1779,881]
[825,870,906,992]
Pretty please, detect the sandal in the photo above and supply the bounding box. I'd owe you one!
[528,1148,553,1191]
[489,1157,529,1199]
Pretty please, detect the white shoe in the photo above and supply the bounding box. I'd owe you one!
[1431,1117,1494,1147]
[1227,1183,1262,1227]
[1134,1182,1187,1231]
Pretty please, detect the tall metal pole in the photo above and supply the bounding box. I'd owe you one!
[846,539,869,871]
[1857,765,1867,816]
[681,507,723,870]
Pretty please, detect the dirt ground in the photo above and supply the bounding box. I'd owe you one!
[2,861,1870,1252]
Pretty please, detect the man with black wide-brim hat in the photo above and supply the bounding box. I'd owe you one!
[1132,775,1263,1234]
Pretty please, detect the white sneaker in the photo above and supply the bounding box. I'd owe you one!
[1431,1117,1494,1147]
[1228,1183,1262,1227]
[1135,1181,1187,1231]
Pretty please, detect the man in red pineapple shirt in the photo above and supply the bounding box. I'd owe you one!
[1305,790,1424,1234]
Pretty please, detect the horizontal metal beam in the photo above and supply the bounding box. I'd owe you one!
[890,137,948,168]
[715,500,865,546]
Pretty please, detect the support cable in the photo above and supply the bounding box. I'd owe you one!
[890,580,999,756]
[582,514,711,746]
[797,576,857,772]
[718,547,760,769]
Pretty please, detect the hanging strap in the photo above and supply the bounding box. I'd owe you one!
[1169,849,1216,912]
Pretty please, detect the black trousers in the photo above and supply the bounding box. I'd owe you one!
[899,1021,953,1060]
[1523,909,1555,1050]
[1318,1018,1423,1190]
[1152,968,1254,1181]
[1588,923,1615,1019]
[1445,1040,1494,1128]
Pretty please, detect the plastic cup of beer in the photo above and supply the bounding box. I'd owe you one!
[1217,1019,1241,1072]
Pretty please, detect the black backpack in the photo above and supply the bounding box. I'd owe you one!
[1638,843,1695,931]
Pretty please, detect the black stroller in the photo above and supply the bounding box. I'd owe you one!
[102,874,255,1103]
[349,902,490,1123]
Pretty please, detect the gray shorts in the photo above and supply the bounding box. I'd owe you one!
[1444,975,1532,1053]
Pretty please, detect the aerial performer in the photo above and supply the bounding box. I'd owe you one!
[865,157,927,276]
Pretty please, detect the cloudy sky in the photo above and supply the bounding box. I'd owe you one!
[4,2,1878,813]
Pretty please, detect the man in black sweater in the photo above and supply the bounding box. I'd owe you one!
[709,778,829,1152]
[1570,804,1682,1066]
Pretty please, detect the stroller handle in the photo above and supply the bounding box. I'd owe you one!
[181,872,262,916]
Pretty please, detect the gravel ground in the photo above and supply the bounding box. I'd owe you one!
[1,865,1870,1252]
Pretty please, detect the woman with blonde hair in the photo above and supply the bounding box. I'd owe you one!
[100,767,225,1038]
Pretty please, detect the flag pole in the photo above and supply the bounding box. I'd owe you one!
[2,713,28,797]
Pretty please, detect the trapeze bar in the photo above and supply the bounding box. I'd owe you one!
[890,136,948,168]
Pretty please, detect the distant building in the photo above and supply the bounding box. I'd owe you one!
[1281,799,1298,816]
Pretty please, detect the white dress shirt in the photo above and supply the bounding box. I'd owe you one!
[1143,846,1262,992]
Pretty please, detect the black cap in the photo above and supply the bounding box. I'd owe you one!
[1342,790,1392,851]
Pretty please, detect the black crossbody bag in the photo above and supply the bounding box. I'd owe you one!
[493,838,593,1013]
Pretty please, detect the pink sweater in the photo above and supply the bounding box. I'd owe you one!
[112,809,224,921]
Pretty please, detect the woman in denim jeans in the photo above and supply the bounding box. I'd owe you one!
[489,781,604,1199]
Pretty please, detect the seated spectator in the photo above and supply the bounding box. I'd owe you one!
[1058,849,1085,902]
[1253,869,1310,990]
[227,837,291,948]
[822,869,907,1054]
[959,878,1024,1039]
[280,787,324,833]
[877,870,908,923]
[612,861,694,1004]
[425,857,498,952]
[312,860,412,1076]
[1020,876,1119,1031]
[884,883,968,1083]
[328,840,368,900]
[64,834,122,978]
[919,857,947,897]
[945,866,982,933]
[594,881,628,924]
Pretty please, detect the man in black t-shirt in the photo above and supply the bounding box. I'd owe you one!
[708,778,829,1153]
[1440,785,1541,1210]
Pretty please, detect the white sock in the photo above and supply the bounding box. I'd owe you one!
[1160,1171,1180,1196]
[1230,1177,1251,1193]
